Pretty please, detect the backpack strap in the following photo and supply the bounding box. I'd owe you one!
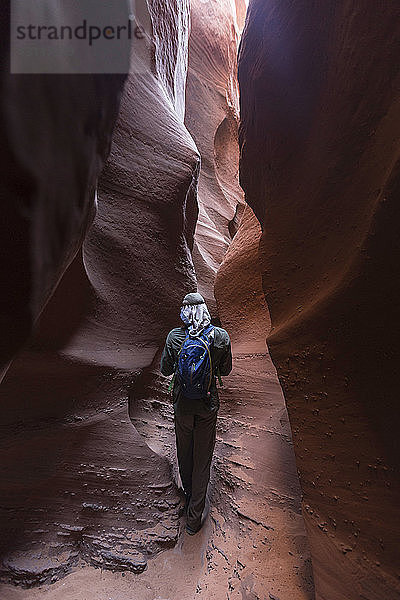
[195,334,213,393]
[168,330,190,392]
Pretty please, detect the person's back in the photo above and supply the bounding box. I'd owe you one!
[160,292,232,534]
[160,323,232,414]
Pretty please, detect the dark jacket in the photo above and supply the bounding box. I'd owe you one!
[160,325,232,415]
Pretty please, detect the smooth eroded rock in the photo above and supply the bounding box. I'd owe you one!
[238,2,400,598]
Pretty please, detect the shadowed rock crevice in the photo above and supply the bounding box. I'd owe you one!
[0,1,311,597]
[0,1,127,370]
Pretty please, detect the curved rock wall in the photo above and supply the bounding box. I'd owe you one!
[238,1,400,599]
[0,0,200,585]
[214,203,314,598]
[0,2,127,373]
[215,204,270,354]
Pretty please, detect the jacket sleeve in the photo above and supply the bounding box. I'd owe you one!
[219,332,232,376]
[160,332,175,376]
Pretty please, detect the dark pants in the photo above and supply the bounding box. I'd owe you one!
[174,409,217,530]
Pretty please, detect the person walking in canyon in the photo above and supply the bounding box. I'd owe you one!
[160,292,232,535]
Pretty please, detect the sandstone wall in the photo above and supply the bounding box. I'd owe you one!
[215,204,270,354]
[185,0,244,313]
[238,1,400,598]
[0,2,127,373]
[0,0,200,585]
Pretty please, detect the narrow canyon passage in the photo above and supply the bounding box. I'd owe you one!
[0,0,312,598]
[1,219,312,600]
[1,1,399,599]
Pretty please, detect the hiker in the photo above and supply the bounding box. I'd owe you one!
[160,292,232,535]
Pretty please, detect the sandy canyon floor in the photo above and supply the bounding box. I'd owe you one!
[0,350,313,600]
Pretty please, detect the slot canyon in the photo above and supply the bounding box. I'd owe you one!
[0,1,399,599]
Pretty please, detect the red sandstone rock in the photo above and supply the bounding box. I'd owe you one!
[0,0,199,585]
[6,0,398,597]
[0,188,314,599]
[0,3,127,372]
[185,0,244,313]
[238,1,400,598]
[215,201,313,598]
[215,204,270,354]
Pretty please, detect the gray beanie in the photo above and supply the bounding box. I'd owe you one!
[182,292,205,306]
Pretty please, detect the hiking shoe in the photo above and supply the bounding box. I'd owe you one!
[185,522,202,535]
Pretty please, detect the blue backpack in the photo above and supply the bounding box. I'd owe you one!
[177,325,214,400]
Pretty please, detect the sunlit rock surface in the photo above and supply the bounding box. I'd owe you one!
[238,1,400,598]
[215,204,270,354]
[185,0,244,313]
[215,203,314,598]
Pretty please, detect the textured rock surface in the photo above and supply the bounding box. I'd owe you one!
[1,265,314,600]
[185,0,244,313]
[0,3,127,371]
[5,0,398,596]
[215,204,270,354]
[0,0,315,597]
[238,1,400,598]
[0,0,200,585]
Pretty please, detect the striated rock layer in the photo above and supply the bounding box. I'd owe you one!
[185,0,244,313]
[238,1,400,599]
[0,0,200,585]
